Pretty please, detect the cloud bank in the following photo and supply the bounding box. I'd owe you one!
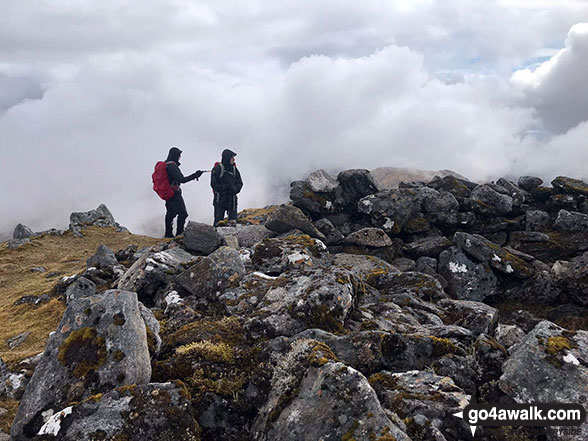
[2,1,588,238]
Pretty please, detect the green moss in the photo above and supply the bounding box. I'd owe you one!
[58,327,107,378]
[404,216,429,233]
[481,337,508,356]
[545,336,574,355]
[176,340,235,363]
[368,372,400,390]
[303,190,328,205]
[307,341,339,367]
[427,336,458,356]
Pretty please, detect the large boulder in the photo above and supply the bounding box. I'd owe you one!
[358,188,421,234]
[289,181,340,220]
[265,205,326,240]
[437,299,499,338]
[470,184,513,215]
[525,210,551,231]
[418,187,459,213]
[251,234,328,275]
[252,339,410,441]
[86,244,118,269]
[518,175,543,191]
[438,247,497,302]
[314,218,344,245]
[13,224,33,240]
[307,169,339,193]
[453,232,534,279]
[337,169,380,203]
[244,266,358,339]
[183,221,222,254]
[69,204,126,237]
[427,175,474,199]
[216,224,276,248]
[369,370,470,441]
[553,209,588,232]
[11,290,151,440]
[403,236,452,258]
[551,252,588,305]
[176,246,246,300]
[30,383,200,441]
[344,228,392,247]
[499,321,588,406]
[64,277,96,304]
[551,176,588,196]
[118,246,197,304]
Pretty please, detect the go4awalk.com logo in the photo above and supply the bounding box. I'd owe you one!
[453,401,586,437]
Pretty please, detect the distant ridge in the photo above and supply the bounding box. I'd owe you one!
[371,166,470,189]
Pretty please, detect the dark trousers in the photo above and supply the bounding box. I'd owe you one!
[165,192,188,237]
[213,194,238,226]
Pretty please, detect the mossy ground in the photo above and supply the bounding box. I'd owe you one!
[0,226,163,366]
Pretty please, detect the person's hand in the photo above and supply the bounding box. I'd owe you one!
[194,170,204,180]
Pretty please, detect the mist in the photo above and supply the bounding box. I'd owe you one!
[2,1,588,238]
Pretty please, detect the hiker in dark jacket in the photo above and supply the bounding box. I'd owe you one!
[211,149,243,226]
[164,147,203,237]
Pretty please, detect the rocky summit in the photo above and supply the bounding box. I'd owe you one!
[1,170,588,441]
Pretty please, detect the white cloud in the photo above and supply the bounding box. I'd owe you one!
[512,23,588,133]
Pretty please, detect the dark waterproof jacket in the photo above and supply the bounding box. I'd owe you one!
[211,149,243,197]
[166,147,199,194]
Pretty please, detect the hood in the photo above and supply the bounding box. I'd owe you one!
[166,147,182,164]
[221,148,237,167]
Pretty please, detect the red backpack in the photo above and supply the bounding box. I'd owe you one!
[152,161,174,200]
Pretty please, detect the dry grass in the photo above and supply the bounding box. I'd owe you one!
[0,226,165,366]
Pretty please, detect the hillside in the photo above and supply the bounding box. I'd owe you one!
[1,170,587,441]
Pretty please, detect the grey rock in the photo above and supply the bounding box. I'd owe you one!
[13,224,33,239]
[554,209,588,232]
[391,257,416,272]
[176,246,246,300]
[470,184,513,215]
[337,169,380,201]
[251,235,327,275]
[69,204,124,237]
[496,324,526,350]
[314,218,344,245]
[118,246,197,303]
[418,187,459,213]
[7,332,31,350]
[439,246,497,302]
[370,271,447,302]
[35,383,199,441]
[551,175,588,196]
[428,175,474,198]
[11,289,151,440]
[307,169,339,193]
[222,235,240,250]
[216,224,276,248]
[344,227,392,247]
[404,236,452,258]
[438,299,499,338]
[330,253,396,281]
[518,176,543,191]
[358,188,421,234]
[7,238,31,249]
[139,303,161,357]
[369,370,470,440]
[244,266,358,339]
[551,252,588,305]
[14,294,51,307]
[30,267,46,273]
[499,321,588,407]
[427,211,475,228]
[86,244,118,269]
[510,231,550,243]
[265,205,326,240]
[183,221,222,254]
[289,181,339,219]
[454,232,535,279]
[253,339,410,441]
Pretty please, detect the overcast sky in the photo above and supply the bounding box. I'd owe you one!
[2,1,588,238]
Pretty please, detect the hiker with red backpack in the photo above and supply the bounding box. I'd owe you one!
[211,149,243,226]
[152,147,204,238]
